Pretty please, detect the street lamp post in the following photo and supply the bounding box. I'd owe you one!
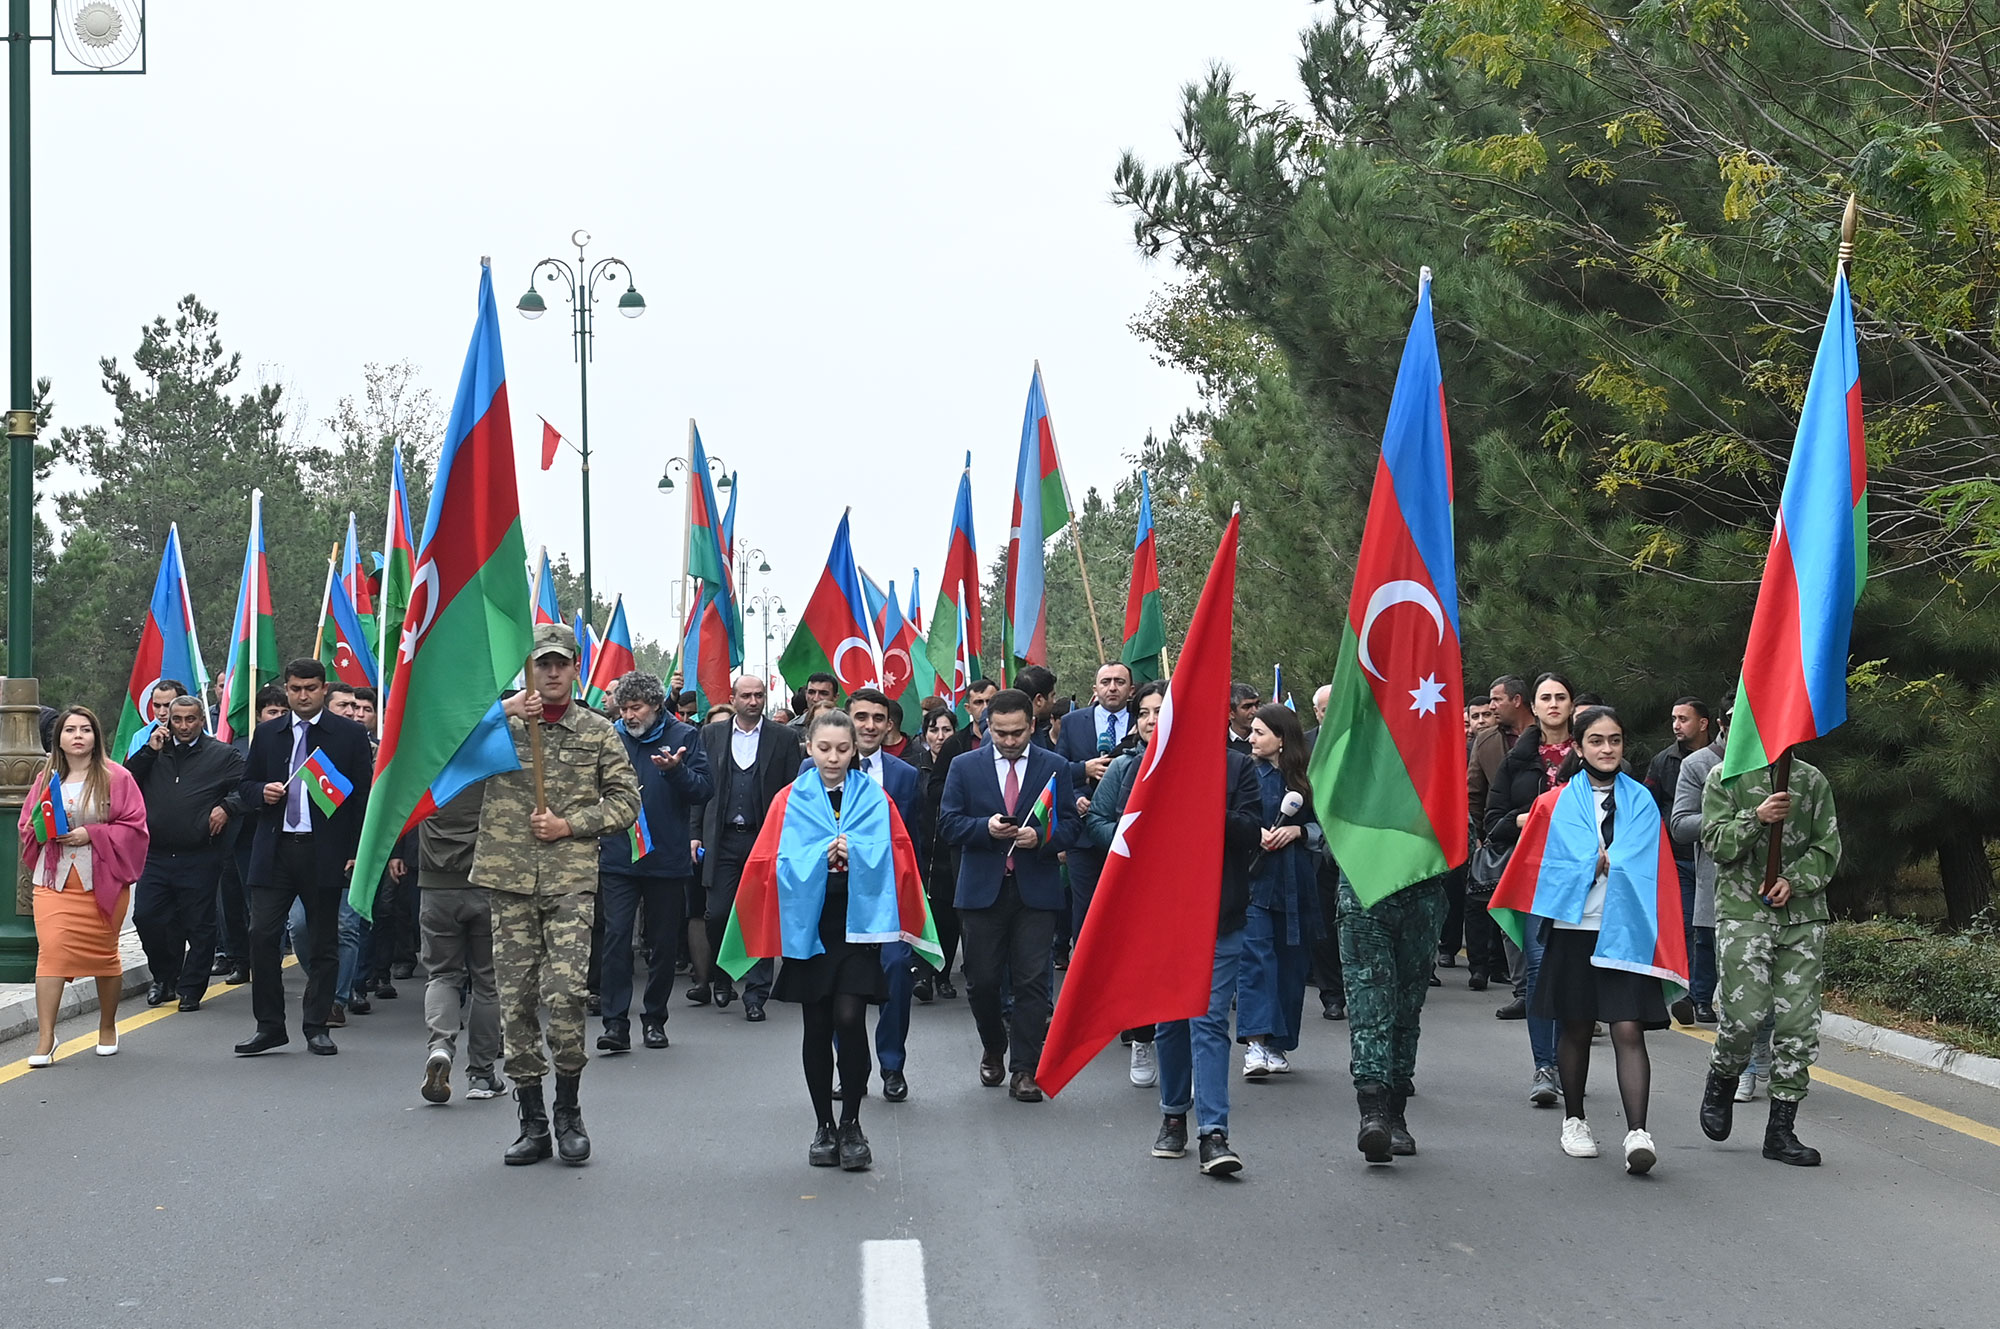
[657,449,731,622]
[517,229,644,617]
[736,544,769,614]
[749,594,785,688]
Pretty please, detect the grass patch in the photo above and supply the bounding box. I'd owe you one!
[1825,919,2000,1057]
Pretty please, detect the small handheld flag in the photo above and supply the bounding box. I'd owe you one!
[1024,773,1057,832]
[30,777,71,843]
[630,807,656,861]
[294,748,354,817]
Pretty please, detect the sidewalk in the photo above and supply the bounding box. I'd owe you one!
[0,922,156,1045]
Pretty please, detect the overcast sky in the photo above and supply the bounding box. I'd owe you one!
[9,1,1319,667]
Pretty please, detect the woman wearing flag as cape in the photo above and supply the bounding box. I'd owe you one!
[716,708,941,1172]
[1488,706,1687,1176]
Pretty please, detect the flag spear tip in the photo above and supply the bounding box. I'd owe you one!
[1231,501,1242,517]
[480,255,490,269]
[1839,194,1860,271]
[1420,264,1433,289]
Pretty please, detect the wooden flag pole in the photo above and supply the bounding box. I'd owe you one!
[310,540,338,662]
[524,653,547,812]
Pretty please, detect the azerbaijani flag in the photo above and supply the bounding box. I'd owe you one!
[1488,772,1688,987]
[629,806,655,861]
[318,516,380,688]
[113,523,211,761]
[295,747,355,817]
[572,608,596,698]
[716,769,939,977]
[532,546,562,626]
[925,453,983,705]
[584,594,638,708]
[1307,269,1468,905]
[215,490,278,744]
[1120,469,1165,683]
[378,444,417,707]
[779,510,880,698]
[876,579,927,736]
[681,583,735,714]
[906,571,923,633]
[29,775,70,843]
[1023,773,1056,832]
[1722,269,1866,779]
[344,511,379,662]
[1004,364,1071,680]
[685,423,743,668]
[349,262,532,919]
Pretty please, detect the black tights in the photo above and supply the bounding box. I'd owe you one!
[1557,1019,1650,1130]
[801,994,872,1127]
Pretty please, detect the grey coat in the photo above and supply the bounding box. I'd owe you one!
[1670,737,1724,929]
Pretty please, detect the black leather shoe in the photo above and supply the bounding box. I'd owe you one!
[178,995,202,1012]
[224,966,250,985]
[744,1002,766,1023]
[1467,969,1490,992]
[506,1084,553,1166]
[374,981,398,999]
[586,992,601,1016]
[597,1022,631,1053]
[1495,998,1528,1020]
[552,1073,590,1165]
[713,982,735,1010]
[146,980,169,1007]
[234,1029,289,1056]
[838,1121,872,1171]
[326,1004,347,1028]
[882,1070,909,1102]
[980,1051,1006,1087]
[642,1021,669,1049]
[935,978,958,999]
[211,956,233,976]
[1322,999,1347,1021]
[1699,1068,1736,1142]
[809,1124,839,1166]
[307,1033,338,1056]
[912,976,934,1003]
[685,984,712,1007]
[348,995,373,1016]
[1694,1002,1719,1024]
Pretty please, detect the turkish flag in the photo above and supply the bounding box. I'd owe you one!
[1038,512,1239,1097]
[539,418,563,471]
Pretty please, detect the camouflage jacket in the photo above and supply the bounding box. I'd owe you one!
[471,705,641,897]
[1699,756,1841,925]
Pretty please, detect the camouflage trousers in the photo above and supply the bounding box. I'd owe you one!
[1337,873,1447,1091]
[1708,915,1826,1102]
[492,891,595,1085]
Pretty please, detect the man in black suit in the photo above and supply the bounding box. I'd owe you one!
[1014,665,1061,751]
[1052,661,1136,938]
[932,677,997,771]
[1228,682,1260,754]
[939,687,1078,1101]
[233,658,375,1056]
[694,672,804,1019]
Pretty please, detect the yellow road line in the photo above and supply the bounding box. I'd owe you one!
[0,956,297,1087]
[1673,1025,2000,1150]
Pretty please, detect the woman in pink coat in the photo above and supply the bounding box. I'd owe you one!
[16,705,150,1065]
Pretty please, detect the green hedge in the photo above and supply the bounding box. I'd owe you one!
[1825,920,2000,1040]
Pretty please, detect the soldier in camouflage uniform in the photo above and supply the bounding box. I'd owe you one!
[1696,753,1841,1166]
[474,623,641,1167]
[1338,872,1449,1163]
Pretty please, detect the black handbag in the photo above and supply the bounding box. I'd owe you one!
[1466,838,1510,895]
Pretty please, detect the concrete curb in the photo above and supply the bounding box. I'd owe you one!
[0,927,155,1045]
[1822,1012,2000,1091]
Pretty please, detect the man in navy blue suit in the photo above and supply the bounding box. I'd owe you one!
[939,687,1077,1101]
[841,689,927,1102]
[1052,661,1136,937]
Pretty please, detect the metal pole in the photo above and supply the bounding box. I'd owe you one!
[575,239,593,621]
[7,0,34,675]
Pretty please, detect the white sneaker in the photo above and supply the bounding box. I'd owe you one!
[1560,1116,1598,1158]
[1243,1043,1271,1079]
[1129,1041,1158,1088]
[1734,1071,1760,1103]
[1623,1128,1657,1175]
[1264,1047,1291,1074]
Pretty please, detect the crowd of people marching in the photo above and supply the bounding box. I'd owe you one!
[15,632,1839,1180]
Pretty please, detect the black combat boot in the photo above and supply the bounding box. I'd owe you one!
[504,1083,552,1166]
[552,1073,591,1165]
[1762,1098,1821,1166]
[1387,1086,1417,1156]
[1698,1068,1736,1142]
[1355,1080,1393,1163]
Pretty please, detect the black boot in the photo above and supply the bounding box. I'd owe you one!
[552,1073,591,1165]
[1387,1087,1417,1156]
[1762,1098,1821,1166]
[504,1083,552,1166]
[1355,1081,1393,1163]
[1699,1068,1736,1142]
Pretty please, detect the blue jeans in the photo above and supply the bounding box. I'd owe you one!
[337,896,373,1007]
[1155,928,1245,1137]
[1520,918,1557,1070]
[1692,925,1718,1005]
[1235,903,1309,1052]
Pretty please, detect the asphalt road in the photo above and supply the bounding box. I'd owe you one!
[4,961,1998,1329]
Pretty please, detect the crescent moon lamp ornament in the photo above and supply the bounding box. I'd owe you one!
[833,636,877,690]
[1356,579,1445,683]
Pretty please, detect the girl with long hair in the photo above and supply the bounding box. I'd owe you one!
[16,706,151,1065]
[1236,704,1322,1078]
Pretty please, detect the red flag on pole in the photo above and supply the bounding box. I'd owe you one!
[1038,510,1240,1097]
[539,417,563,471]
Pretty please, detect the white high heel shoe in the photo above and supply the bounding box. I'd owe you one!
[95,1041,119,1056]
[28,1051,55,1067]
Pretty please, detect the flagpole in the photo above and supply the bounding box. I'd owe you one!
[681,419,697,643]
[377,453,398,720]
[247,489,262,729]
[311,540,337,663]
[1761,194,1859,897]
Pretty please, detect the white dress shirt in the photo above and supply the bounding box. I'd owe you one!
[731,717,762,772]
[283,711,324,833]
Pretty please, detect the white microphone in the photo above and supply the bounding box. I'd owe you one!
[1279,791,1304,821]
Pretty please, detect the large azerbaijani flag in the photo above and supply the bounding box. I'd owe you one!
[583,594,638,708]
[1722,269,1866,779]
[1004,364,1071,680]
[925,453,983,706]
[1307,269,1468,905]
[876,579,927,736]
[215,490,279,744]
[1120,469,1166,684]
[532,546,562,626]
[349,262,533,918]
[779,510,881,697]
[114,523,211,760]
[685,424,743,668]
[377,443,417,707]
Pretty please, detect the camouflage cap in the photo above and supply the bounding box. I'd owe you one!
[531,621,580,661]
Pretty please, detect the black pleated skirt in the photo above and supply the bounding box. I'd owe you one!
[1531,925,1670,1029]
[771,883,888,1005]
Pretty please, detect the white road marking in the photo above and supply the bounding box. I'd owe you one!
[862,1239,929,1329]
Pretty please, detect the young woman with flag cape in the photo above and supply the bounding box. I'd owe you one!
[1488,706,1687,1177]
[717,708,940,1172]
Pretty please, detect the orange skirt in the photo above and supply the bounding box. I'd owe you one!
[33,869,129,980]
